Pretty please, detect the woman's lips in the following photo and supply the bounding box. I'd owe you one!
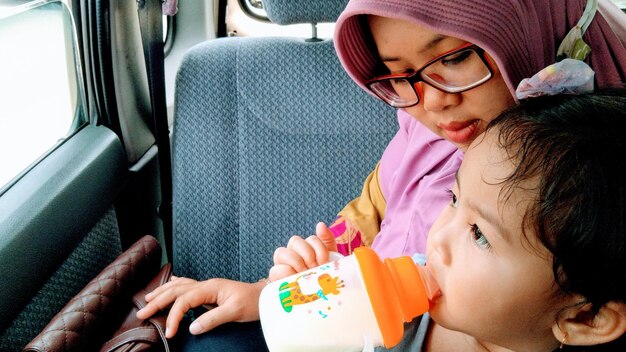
[439,120,480,145]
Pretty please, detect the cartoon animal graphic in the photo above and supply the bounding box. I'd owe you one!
[278,273,345,312]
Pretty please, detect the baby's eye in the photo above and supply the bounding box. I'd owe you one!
[446,189,459,208]
[471,224,491,249]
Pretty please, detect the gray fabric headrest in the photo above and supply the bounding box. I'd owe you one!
[263,0,349,25]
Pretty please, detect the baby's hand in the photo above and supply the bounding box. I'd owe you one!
[269,222,338,281]
[315,221,338,252]
[136,277,265,338]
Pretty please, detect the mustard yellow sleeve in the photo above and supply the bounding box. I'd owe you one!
[333,162,387,247]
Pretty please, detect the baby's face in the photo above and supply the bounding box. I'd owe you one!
[424,130,578,350]
[368,15,516,151]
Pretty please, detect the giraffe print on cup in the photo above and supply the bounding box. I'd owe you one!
[278,273,345,313]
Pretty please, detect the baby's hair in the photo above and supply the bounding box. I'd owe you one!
[486,88,626,351]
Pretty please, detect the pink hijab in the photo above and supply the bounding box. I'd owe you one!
[334,0,626,98]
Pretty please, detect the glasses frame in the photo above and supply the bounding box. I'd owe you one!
[365,43,495,108]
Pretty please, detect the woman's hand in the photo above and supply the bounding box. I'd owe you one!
[269,222,338,281]
[136,277,265,338]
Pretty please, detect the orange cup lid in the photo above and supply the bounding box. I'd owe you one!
[355,247,429,348]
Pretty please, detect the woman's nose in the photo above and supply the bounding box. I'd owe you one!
[419,83,461,112]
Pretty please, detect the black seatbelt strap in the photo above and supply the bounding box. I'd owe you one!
[137,0,177,262]
[217,0,227,37]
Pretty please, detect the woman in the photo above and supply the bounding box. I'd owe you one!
[312,0,626,262]
[138,0,626,348]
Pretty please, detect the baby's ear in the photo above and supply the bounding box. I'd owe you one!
[553,301,626,346]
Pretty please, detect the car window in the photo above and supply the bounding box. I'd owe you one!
[0,0,87,191]
[229,0,334,38]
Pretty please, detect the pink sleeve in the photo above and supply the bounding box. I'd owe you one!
[326,110,412,255]
[328,216,363,256]
[378,110,413,198]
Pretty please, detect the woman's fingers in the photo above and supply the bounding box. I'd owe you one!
[144,276,194,302]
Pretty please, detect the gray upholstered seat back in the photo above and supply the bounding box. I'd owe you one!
[172,1,396,282]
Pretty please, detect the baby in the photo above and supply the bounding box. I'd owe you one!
[273,89,626,351]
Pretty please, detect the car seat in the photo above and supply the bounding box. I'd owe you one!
[171,0,396,282]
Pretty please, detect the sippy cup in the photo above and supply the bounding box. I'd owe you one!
[258,247,439,351]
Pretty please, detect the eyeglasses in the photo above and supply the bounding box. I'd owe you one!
[366,43,494,108]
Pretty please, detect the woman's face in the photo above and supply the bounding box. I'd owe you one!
[368,16,515,151]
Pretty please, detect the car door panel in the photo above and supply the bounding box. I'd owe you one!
[0,124,127,341]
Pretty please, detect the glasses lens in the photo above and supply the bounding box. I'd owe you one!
[368,79,419,108]
[421,48,492,92]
